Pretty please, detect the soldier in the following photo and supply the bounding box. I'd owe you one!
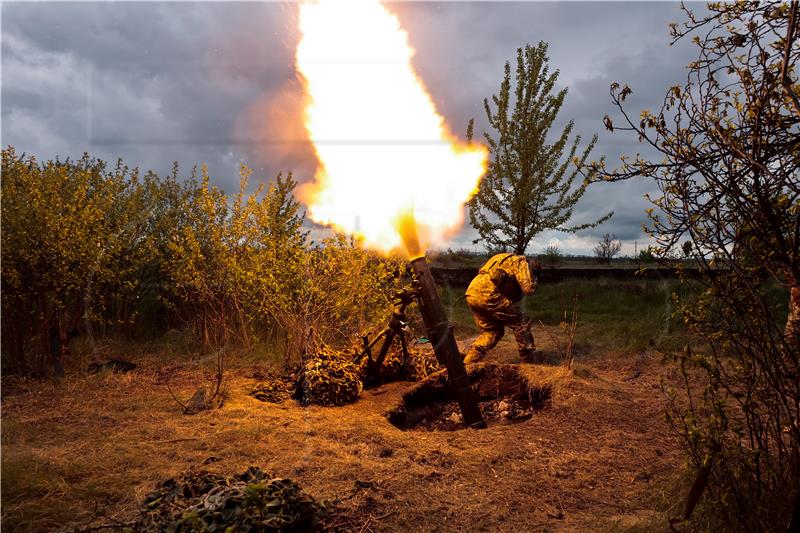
[463,253,543,364]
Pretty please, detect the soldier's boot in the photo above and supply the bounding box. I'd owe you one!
[511,318,540,363]
[463,347,484,365]
[519,348,545,364]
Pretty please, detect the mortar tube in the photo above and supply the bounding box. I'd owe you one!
[408,256,486,429]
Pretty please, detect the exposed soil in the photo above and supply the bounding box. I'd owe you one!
[1,336,684,532]
[387,364,552,431]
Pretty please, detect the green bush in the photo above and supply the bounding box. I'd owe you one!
[1,147,401,373]
[1,148,165,372]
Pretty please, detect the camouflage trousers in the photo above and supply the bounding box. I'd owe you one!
[464,295,535,363]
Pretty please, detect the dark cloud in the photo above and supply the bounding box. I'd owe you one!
[389,2,697,254]
[2,1,701,254]
[2,1,300,188]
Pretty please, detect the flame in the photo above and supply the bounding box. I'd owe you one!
[295,0,487,253]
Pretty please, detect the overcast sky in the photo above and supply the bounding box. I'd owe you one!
[2,1,698,255]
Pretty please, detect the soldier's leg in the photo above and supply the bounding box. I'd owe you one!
[464,298,504,364]
[512,318,541,362]
[493,302,538,362]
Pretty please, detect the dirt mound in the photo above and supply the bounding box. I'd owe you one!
[139,466,326,531]
[386,363,553,431]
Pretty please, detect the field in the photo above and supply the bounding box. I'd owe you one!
[441,276,695,354]
[2,277,702,531]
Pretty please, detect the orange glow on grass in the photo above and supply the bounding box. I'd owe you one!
[295,0,487,254]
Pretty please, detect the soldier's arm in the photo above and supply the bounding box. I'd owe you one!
[513,256,537,296]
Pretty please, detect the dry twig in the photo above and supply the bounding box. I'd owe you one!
[539,294,579,369]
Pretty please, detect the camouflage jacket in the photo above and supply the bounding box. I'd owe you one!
[465,253,537,303]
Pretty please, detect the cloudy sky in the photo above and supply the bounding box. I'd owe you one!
[2,1,698,255]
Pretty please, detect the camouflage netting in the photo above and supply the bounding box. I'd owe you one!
[139,466,326,532]
[297,346,363,406]
[250,335,441,407]
[359,337,440,387]
[250,376,293,404]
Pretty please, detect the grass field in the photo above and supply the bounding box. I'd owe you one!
[440,277,696,357]
[2,276,789,531]
[1,346,685,532]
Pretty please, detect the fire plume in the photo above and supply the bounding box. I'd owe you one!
[295,0,487,254]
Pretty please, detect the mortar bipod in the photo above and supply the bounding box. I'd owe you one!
[355,283,420,386]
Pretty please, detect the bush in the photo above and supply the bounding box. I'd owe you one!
[1,148,166,373]
[1,147,403,373]
[638,248,655,264]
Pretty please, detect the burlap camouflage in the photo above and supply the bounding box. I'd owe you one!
[464,253,538,363]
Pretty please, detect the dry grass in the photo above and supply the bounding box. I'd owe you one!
[2,338,683,532]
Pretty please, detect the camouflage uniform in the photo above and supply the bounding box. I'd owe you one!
[464,253,538,363]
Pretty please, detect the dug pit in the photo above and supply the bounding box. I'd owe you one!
[387,363,552,431]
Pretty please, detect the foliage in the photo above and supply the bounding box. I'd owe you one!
[265,233,403,363]
[431,248,487,268]
[593,233,623,265]
[1,147,402,373]
[467,41,612,255]
[681,240,693,259]
[165,165,309,353]
[1,148,163,373]
[583,2,800,528]
[638,247,656,264]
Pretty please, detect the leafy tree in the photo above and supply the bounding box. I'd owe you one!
[584,2,800,528]
[2,147,403,373]
[1,148,161,372]
[593,233,622,265]
[467,41,612,255]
